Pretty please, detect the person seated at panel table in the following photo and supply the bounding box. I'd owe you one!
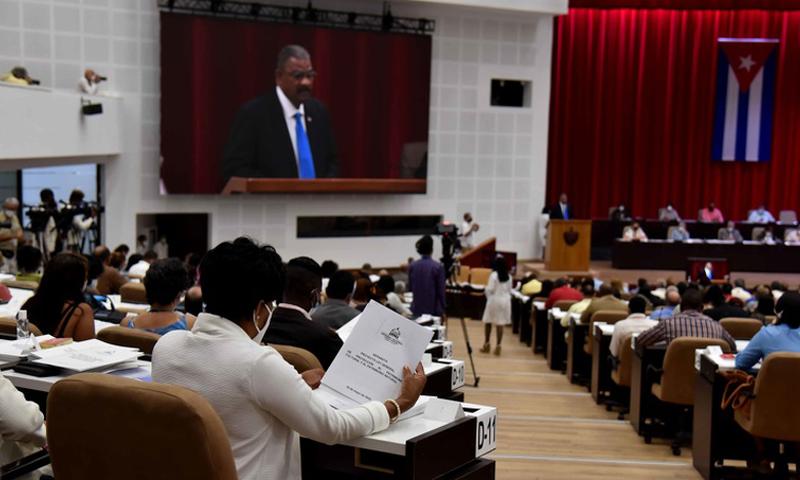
[22,253,94,341]
[699,201,725,223]
[621,222,648,242]
[757,225,777,245]
[735,291,800,370]
[717,220,744,242]
[609,204,631,222]
[124,258,196,335]
[784,228,800,245]
[311,270,361,330]
[609,296,657,358]
[545,277,583,310]
[262,256,344,369]
[15,245,43,284]
[747,204,776,224]
[579,283,628,324]
[658,202,682,222]
[669,221,690,241]
[636,288,737,353]
[152,237,426,480]
[703,284,750,321]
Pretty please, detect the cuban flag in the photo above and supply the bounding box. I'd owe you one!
[712,38,779,162]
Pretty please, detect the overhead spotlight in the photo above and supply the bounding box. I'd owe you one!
[209,0,222,13]
[305,1,317,22]
[347,12,357,25]
[167,0,175,10]
[249,2,261,16]
[382,2,393,31]
[292,6,301,22]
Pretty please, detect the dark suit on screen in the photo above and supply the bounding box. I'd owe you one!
[549,203,573,220]
[221,89,338,183]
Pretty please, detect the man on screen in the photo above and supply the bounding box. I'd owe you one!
[221,45,338,182]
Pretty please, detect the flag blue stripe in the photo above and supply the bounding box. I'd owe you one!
[758,50,776,162]
[711,51,729,161]
[734,87,749,161]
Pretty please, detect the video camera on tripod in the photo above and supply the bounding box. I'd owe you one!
[56,201,104,236]
[24,204,58,233]
[435,222,461,282]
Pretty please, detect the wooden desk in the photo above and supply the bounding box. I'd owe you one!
[546,311,568,371]
[612,239,800,273]
[301,402,497,479]
[629,345,666,436]
[531,302,547,354]
[518,298,533,347]
[590,324,614,404]
[566,319,590,385]
[423,359,466,402]
[693,354,759,480]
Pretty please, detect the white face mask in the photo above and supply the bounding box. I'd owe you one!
[252,301,275,344]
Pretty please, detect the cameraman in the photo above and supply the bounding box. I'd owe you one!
[0,198,24,273]
[62,189,95,252]
[28,188,59,261]
[78,68,106,95]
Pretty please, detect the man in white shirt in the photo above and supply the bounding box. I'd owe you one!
[460,212,479,250]
[621,222,648,242]
[747,205,775,223]
[153,237,426,480]
[128,250,157,278]
[609,296,657,357]
[222,45,338,181]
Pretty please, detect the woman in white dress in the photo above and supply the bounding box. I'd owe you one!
[480,256,512,355]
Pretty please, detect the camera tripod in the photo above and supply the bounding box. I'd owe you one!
[446,261,480,388]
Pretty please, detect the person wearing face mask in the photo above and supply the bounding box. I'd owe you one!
[152,237,427,480]
[262,256,343,369]
[0,197,24,273]
[658,202,682,222]
[21,252,95,340]
[609,203,630,222]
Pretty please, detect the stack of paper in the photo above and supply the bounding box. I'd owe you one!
[319,301,434,420]
[0,335,54,361]
[30,339,142,372]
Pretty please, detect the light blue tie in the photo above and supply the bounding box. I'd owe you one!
[294,112,316,179]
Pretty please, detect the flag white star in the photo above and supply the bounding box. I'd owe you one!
[739,55,756,71]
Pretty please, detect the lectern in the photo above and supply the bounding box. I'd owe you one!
[546,220,592,271]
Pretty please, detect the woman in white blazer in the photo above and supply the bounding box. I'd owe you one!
[153,237,426,480]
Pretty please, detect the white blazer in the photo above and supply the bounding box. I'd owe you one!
[152,313,389,480]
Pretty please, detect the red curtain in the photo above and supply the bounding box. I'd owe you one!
[160,13,431,194]
[547,8,800,219]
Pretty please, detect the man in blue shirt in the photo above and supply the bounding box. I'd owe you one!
[408,235,446,317]
[649,288,681,320]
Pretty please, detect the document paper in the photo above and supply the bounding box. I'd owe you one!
[321,301,434,407]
